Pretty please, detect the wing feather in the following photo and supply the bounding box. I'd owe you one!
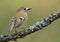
[8,17,15,32]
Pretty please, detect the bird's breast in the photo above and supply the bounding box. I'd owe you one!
[14,12,28,28]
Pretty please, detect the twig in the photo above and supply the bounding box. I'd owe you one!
[0,11,60,42]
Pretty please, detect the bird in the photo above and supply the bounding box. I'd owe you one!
[7,7,31,33]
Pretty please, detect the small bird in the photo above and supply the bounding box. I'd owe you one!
[8,7,31,33]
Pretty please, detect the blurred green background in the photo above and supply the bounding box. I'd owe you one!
[0,0,60,42]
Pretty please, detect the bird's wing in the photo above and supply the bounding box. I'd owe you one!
[8,16,15,32]
[14,16,27,28]
[14,17,25,27]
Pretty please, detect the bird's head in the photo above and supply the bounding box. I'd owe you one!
[17,7,31,12]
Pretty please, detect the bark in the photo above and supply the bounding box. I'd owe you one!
[0,11,60,42]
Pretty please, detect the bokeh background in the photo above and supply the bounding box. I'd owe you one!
[0,0,60,42]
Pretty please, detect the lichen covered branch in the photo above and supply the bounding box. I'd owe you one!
[0,11,60,42]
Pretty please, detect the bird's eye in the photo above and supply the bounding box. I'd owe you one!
[19,17,25,21]
[24,8,26,10]
[19,18,23,20]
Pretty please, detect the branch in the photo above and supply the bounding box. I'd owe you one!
[0,11,60,42]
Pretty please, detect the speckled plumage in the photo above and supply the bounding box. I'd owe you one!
[8,7,31,32]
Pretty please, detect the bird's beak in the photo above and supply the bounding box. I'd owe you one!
[28,8,31,10]
[25,8,31,12]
